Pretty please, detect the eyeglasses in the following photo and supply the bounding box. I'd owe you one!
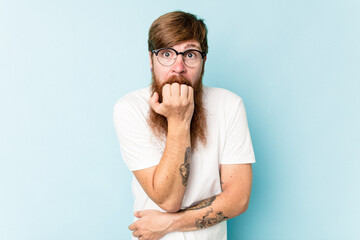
[152,48,206,68]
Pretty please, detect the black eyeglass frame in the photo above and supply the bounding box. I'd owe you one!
[151,48,207,59]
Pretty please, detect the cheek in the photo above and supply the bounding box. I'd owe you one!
[154,68,168,84]
[194,67,203,79]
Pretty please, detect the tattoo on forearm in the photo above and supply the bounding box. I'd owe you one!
[195,208,229,229]
[179,147,191,186]
[185,195,217,211]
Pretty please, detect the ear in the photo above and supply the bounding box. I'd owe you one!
[204,55,207,63]
[149,52,153,69]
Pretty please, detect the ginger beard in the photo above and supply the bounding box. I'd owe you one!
[147,70,207,149]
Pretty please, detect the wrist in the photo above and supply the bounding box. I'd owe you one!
[167,120,191,135]
[168,211,184,233]
[168,117,191,126]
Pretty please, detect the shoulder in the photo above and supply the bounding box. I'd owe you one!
[203,86,243,106]
[113,87,151,114]
[113,87,152,128]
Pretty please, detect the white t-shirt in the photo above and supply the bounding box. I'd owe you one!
[113,86,255,240]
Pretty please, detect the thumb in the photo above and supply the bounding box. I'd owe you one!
[134,210,148,218]
[149,92,162,113]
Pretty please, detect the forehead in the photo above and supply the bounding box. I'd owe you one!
[170,40,201,50]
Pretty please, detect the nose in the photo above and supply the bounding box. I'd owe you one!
[171,55,187,74]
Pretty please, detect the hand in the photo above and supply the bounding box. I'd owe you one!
[149,83,194,125]
[128,210,176,240]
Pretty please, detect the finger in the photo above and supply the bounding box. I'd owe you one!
[180,84,189,98]
[134,211,141,218]
[149,92,161,113]
[134,210,147,218]
[132,230,141,237]
[171,83,180,97]
[128,223,136,231]
[149,92,159,105]
[188,86,194,102]
[162,84,171,100]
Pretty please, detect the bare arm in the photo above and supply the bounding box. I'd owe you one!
[129,164,253,239]
[173,164,252,230]
[132,83,194,212]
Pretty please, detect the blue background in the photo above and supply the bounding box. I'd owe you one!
[1,0,359,239]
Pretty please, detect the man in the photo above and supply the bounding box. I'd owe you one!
[113,11,255,240]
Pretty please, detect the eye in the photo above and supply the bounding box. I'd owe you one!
[185,50,198,59]
[161,50,173,58]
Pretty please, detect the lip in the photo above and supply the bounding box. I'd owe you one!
[163,75,193,87]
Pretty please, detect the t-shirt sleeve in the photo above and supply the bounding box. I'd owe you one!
[221,96,255,164]
[113,96,163,171]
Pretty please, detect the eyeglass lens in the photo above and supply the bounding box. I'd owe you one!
[156,49,202,67]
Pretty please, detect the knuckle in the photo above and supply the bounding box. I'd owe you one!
[181,99,189,106]
[163,85,170,92]
[163,99,171,106]
[173,100,181,108]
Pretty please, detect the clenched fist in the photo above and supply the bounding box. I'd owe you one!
[149,82,194,126]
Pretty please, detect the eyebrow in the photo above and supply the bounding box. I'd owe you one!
[184,43,201,50]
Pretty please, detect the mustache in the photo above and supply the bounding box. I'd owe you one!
[157,75,193,103]
[159,75,193,89]
[149,71,207,149]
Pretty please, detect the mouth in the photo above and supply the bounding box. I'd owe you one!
[163,75,192,87]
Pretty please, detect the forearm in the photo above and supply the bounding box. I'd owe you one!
[170,191,249,232]
[129,165,253,239]
[137,82,194,212]
[152,121,191,211]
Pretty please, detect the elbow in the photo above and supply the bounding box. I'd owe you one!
[152,190,184,212]
[241,200,250,214]
[235,198,250,216]
[150,190,184,212]
[158,200,182,213]
[156,197,182,213]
